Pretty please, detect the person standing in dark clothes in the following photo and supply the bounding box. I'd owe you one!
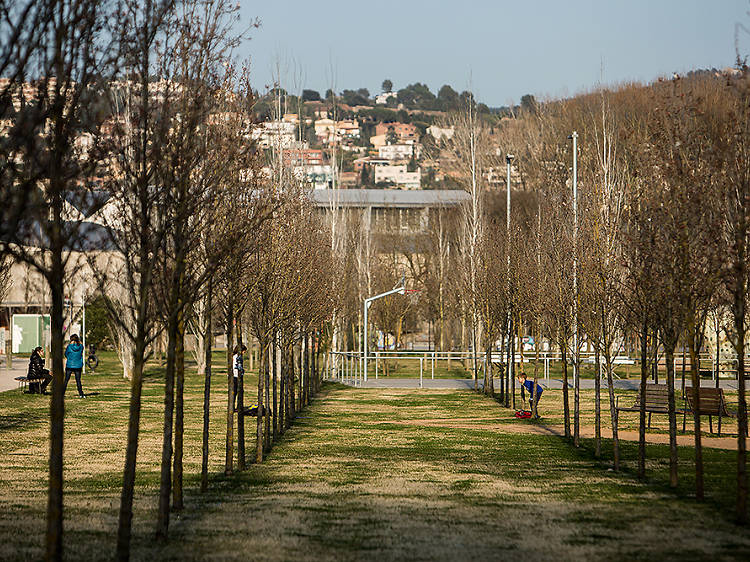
[28,346,52,394]
[64,334,85,398]
[232,344,247,410]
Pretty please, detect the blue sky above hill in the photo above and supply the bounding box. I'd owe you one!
[239,0,750,106]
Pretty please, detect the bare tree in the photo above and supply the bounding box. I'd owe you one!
[0,2,116,558]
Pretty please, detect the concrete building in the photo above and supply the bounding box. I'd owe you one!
[427,125,455,141]
[374,165,421,189]
[309,188,468,239]
[378,143,419,161]
[375,122,419,143]
[251,120,296,149]
[375,91,397,105]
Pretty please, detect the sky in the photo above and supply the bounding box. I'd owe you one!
[238,0,750,107]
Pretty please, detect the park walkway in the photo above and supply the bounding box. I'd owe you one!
[140,384,749,561]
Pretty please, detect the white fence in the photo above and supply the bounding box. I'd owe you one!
[326,350,741,388]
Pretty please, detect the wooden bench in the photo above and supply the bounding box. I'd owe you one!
[615,384,681,431]
[682,387,734,436]
[14,376,46,394]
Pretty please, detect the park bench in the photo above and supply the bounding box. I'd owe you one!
[682,387,734,436]
[615,384,681,431]
[14,376,46,394]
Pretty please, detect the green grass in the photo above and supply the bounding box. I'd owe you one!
[0,353,748,560]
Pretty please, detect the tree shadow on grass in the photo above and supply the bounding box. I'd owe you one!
[0,411,45,431]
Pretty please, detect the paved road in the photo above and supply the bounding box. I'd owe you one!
[344,377,742,390]
[0,365,26,393]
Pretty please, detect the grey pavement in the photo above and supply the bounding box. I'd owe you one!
[343,377,742,390]
[0,364,27,393]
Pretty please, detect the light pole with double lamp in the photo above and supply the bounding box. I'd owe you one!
[363,282,406,382]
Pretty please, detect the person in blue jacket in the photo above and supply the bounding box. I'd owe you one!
[518,372,543,414]
[64,334,85,398]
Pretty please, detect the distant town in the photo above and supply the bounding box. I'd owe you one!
[249,80,531,191]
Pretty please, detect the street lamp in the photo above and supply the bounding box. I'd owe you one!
[363,281,406,382]
[506,154,514,383]
[568,131,579,443]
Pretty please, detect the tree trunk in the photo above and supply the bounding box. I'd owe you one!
[268,334,276,451]
[735,284,747,523]
[46,267,65,561]
[156,302,178,540]
[289,344,296,421]
[561,344,570,439]
[681,330,687,394]
[499,333,505,404]
[505,318,512,408]
[638,318,648,480]
[303,332,309,406]
[116,339,147,560]
[272,332,278,440]
[224,302,234,475]
[279,339,286,434]
[688,313,704,500]
[510,316,516,409]
[256,340,266,463]
[606,357,620,471]
[574,333,580,447]
[652,329,659,384]
[237,318,245,471]
[200,281,212,493]
[482,343,495,396]
[731,206,748,523]
[471,317,478,391]
[594,343,601,458]
[172,309,185,510]
[665,345,678,487]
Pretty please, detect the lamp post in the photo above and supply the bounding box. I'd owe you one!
[569,131,579,444]
[363,283,405,382]
[506,154,514,388]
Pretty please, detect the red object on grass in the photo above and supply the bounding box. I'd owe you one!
[514,410,532,419]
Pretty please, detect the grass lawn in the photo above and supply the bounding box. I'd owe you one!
[0,352,748,560]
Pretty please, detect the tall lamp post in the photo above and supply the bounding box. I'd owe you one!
[569,131,579,444]
[363,283,406,382]
[506,154,514,387]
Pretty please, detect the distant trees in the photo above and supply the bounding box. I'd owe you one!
[382,79,393,92]
[302,89,321,101]
[520,94,537,114]
[438,85,460,111]
[340,89,370,106]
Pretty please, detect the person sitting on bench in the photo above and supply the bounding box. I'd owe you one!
[28,346,52,394]
[518,372,543,414]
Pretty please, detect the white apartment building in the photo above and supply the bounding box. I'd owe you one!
[375,91,397,105]
[294,164,334,190]
[378,143,422,161]
[251,120,296,149]
[427,125,455,141]
[378,143,413,160]
[314,118,360,144]
[374,165,421,189]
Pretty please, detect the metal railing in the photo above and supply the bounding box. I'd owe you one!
[326,349,745,388]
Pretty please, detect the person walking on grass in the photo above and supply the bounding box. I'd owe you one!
[518,372,543,416]
[232,344,247,411]
[64,334,85,398]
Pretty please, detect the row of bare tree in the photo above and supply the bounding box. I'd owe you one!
[435,72,749,524]
[0,1,336,560]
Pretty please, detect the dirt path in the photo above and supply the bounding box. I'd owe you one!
[366,416,739,450]
[144,386,747,561]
